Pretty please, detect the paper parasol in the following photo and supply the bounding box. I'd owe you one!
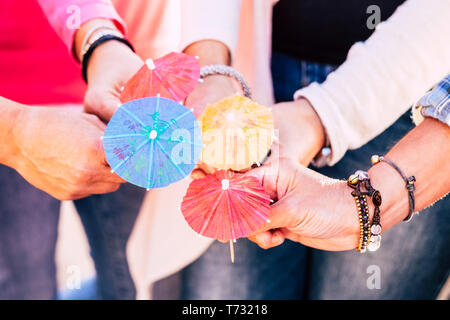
[181,170,271,242]
[199,94,274,171]
[120,52,201,103]
[103,96,202,189]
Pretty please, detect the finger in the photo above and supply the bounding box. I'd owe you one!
[94,152,127,184]
[84,113,107,131]
[262,141,280,167]
[248,230,285,249]
[106,171,127,184]
[86,182,122,195]
[84,89,121,123]
[64,181,121,200]
[197,161,217,176]
[190,168,207,180]
[100,98,121,123]
[245,164,278,200]
[256,198,297,233]
[89,127,127,184]
[97,161,127,184]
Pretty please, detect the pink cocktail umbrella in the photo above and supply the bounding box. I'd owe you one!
[181,170,271,262]
[120,52,201,103]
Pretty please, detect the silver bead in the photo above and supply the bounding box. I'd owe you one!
[368,241,381,252]
[370,224,382,235]
[355,170,369,180]
[370,235,381,243]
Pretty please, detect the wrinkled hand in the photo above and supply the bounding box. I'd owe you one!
[269,98,325,167]
[84,41,143,122]
[247,159,360,251]
[185,75,238,179]
[11,107,125,200]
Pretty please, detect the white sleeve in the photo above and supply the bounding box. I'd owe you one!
[180,0,242,58]
[294,0,450,165]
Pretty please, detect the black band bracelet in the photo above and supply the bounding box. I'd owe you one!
[81,35,135,83]
[371,155,416,222]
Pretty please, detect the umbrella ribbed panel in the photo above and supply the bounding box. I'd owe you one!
[121,52,200,103]
[103,97,202,189]
[181,171,271,242]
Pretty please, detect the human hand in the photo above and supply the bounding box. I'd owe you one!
[247,159,360,251]
[11,106,125,200]
[269,98,325,166]
[84,40,143,122]
[185,75,239,179]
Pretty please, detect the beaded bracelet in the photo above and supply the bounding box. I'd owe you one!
[200,65,252,99]
[348,170,383,252]
[371,155,416,222]
[348,173,371,253]
[361,174,383,252]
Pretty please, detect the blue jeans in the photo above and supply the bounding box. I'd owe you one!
[0,165,144,299]
[74,184,144,299]
[161,52,450,299]
[0,165,59,299]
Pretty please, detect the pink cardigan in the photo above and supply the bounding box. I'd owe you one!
[0,0,123,105]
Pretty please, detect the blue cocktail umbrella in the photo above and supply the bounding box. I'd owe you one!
[103,96,202,189]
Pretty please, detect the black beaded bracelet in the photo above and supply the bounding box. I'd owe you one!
[81,35,135,83]
[348,173,371,253]
[348,170,383,252]
[371,155,416,222]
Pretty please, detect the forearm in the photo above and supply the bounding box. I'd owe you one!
[0,97,23,168]
[369,118,450,230]
[183,40,231,67]
[295,0,450,165]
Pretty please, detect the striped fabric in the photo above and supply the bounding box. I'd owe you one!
[413,74,450,126]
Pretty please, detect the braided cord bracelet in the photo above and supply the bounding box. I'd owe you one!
[348,170,383,252]
[371,155,416,222]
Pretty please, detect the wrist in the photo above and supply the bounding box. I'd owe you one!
[74,19,118,62]
[291,98,326,163]
[0,102,24,169]
[336,180,361,246]
[86,40,136,84]
[203,74,239,91]
[368,162,409,231]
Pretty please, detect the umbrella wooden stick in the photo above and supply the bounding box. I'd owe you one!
[229,240,235,263]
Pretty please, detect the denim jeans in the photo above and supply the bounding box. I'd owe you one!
[161,52,450,299]
[74,184,145,299]
[0,165,60,299]
[0,165,144,299]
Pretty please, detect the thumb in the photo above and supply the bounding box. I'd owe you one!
[84,88,122,123]
[245,163,279,200]
[257,197,296,232]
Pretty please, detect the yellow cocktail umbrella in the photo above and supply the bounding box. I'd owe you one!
[199,94,274,171]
